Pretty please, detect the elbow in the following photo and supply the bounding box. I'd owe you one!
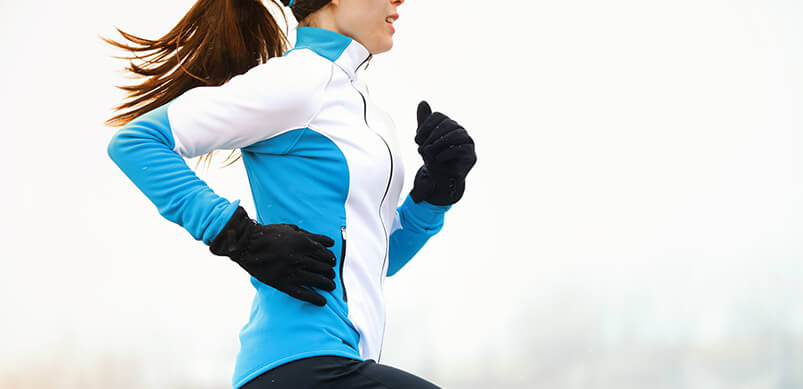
[106,120,172,167]
[106,129,125,164]
[107,127,142,167]
[106,127,133,167]
[107,105,175,165]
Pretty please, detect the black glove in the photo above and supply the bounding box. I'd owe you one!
[410,100,477,205]
[209,206,337,306]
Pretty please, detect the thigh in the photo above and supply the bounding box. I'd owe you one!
[241,356,441,389]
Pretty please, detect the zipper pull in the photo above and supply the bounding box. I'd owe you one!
[339,225,349,302]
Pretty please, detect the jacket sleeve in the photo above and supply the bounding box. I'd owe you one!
[106,54,331,244]
[386,193,452,276]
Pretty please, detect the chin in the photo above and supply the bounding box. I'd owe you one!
[374,41,393,55]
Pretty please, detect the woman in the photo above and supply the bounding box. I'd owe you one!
[104,0,476,387]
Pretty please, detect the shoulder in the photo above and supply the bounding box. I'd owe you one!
[240,48,334,98]
[163,49,335,157]
[234,49,333,110]
[168,48,334,120]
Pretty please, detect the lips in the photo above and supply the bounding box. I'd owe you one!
[385,14,398,33]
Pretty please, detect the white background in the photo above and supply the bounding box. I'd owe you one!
[1,0,802,388]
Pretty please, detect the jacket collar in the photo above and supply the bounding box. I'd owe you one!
[289,26,373,80]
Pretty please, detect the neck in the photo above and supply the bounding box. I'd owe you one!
[302,6,369,52]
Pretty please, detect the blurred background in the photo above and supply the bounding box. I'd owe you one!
[1,0,802,388]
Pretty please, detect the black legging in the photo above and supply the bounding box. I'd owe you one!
[240,356,441,389]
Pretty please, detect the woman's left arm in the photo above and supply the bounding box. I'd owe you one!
[386,101,476,276]
[386,195,451,276]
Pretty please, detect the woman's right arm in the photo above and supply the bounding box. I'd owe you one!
[106,100,338,305]
[107,102,240,244]
[107,53,339,305]
[107,52,332,245]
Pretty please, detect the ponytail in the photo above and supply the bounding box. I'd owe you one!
[102,0,293,166]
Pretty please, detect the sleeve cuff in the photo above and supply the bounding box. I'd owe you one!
[202,199,241,245]
[400,193,451,232]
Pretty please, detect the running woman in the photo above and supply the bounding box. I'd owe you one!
[104,0,476,387]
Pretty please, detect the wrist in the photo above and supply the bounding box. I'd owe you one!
[209,206,253,260]
[403,192,451,217]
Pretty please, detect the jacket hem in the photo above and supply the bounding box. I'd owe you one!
[233,349,364,389]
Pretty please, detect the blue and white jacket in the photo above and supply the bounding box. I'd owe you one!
[107,26,451,388]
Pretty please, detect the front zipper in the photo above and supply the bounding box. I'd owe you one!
[353,85,393,280]
[337,55,371,305]
[339,225,348,302]
[351,67,392,359]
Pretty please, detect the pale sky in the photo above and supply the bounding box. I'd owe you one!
[1,0,802,387]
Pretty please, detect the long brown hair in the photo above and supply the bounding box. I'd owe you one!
[101,0,327,167]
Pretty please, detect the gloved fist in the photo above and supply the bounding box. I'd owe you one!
[209,206,337,306]
[410,100,477,205]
